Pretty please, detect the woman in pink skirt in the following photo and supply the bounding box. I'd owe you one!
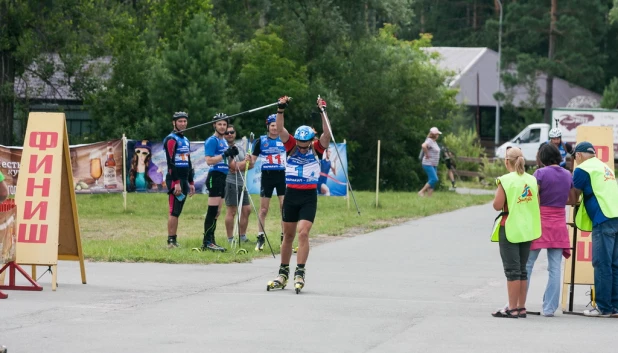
[525,143,576,317]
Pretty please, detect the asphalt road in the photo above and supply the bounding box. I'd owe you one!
[1,202,616,353]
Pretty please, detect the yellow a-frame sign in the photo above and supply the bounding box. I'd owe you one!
[14,113,86,290]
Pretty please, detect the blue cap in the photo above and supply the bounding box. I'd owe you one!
[135,140,151,152]
[574,141,595,154]
[266,114,277,125]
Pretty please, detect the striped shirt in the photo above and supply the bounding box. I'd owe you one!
[421,138,441,167]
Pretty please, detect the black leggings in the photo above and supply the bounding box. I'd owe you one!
[498,226,532,281]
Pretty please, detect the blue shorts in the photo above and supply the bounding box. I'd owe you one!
[422,165,439,188]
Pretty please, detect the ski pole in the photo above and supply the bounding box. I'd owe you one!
[231,137,249,255]
[180,100,290,133]
[235,156,276,258]
[317,95,361,215]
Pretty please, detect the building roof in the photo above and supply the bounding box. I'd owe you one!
[14,54,111,102]
[423,47,602,108]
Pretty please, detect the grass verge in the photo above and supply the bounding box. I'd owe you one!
[78,191,493,264]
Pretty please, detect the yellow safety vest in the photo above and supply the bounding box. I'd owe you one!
[491,172,541,243]
[574,157,618,231]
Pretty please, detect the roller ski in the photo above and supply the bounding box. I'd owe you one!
[294,267,305,294]
[255,234,265,251]
[267,265,289,291]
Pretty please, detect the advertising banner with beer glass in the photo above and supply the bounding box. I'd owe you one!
[2,138,347,196]
[0,140,124,195]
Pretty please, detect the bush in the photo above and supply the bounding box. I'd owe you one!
[480,156,508,180]
[441,129,485,177]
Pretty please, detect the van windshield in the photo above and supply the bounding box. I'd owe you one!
[518,128,541,143]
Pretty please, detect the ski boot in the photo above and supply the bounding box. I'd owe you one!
[192,233,227,252]
[267,265,289,291]
[167,236,180,249]
[192,242,226,252]
[255,233,265,251]
[294,267,306,294]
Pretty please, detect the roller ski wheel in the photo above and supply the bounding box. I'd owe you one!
[236,248,248,255]
[294,281,304,294]
[266,275,288,291]
[294,268,305,294]
[293,246,298,254]
[255,234,265,252]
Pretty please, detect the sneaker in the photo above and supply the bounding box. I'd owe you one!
[240,235,250,243]
[202,242,227,252]
[583,308,611,317]
[167,240,180,249]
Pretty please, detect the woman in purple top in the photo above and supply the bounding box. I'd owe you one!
[526,143,576,317]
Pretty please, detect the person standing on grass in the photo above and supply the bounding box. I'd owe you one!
[571,142,618,317]
[491,146,541,318]
[163,112,196,249]
[418,127,441,197]
[223,124,254,244]
[200,113,239,252]
[266,96,330,291]
[526,143,575,317]
[251,111,288,250]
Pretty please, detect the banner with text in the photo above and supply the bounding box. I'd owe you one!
[0,140,124,195]
[126,139,348,196]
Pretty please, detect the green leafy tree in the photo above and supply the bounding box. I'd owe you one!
[0,0,115,145]
[86,10,157,140]
[601,77,618,109]
[497,0,607,124]
[147,13,238,141]
[234,27,310,136]
[337,28,459,190]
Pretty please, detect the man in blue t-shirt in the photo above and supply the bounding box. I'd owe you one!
[199,113,239,252]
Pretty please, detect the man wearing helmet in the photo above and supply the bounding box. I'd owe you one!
[163,112,196,249]
[251,113,287,250]
[266,96,331,292]
[199,113,239,252]
[536,128,573,170]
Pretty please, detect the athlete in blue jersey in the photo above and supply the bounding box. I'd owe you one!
[317,147,337,195]
[199,113,239,252]
[163,112,196,249]
[536,128,573,171]
[266,96,331,293]
[251,114,287,249]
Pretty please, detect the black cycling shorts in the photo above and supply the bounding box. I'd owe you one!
[206,171,227,198]
[167,177,189,217]
[282,187,318,223]
[260,170,286,198]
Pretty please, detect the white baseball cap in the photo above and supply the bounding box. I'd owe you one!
[430,127,442,134]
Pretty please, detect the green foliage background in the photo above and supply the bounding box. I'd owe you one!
[4,0,618,189]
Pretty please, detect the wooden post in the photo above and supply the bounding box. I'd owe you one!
[122,134,127,211]
[344,139,350,210]
[376,140,381,208]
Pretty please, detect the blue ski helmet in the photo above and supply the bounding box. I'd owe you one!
[294,125,315,141]
[266,114,277,125]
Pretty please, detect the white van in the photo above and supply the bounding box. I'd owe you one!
[495,109,618,162]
